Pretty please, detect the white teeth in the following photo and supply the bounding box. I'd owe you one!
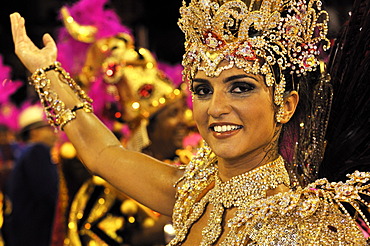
[213,125,240,133]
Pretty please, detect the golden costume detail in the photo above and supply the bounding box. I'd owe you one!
[170,145,369,245]
[66,176,162,245]
[29,61,93,131]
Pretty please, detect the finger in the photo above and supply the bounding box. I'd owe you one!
[10,13,27,49]
[42,33,58,60]
[10,13,21,45]
[11,13,39,56]
[18,16,27,43]
[43,33,56,50]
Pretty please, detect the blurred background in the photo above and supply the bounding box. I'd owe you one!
[0,0,354,105]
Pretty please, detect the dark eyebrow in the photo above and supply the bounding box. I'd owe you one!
[223,74,259,83]
[192,78,210,84]
[192,74,259,84]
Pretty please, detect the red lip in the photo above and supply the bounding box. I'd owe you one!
[212,129,241,139]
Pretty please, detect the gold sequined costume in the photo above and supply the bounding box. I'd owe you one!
[169,146,369,245]
[16,0,370,244]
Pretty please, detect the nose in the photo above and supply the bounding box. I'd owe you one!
[207,90,231,118]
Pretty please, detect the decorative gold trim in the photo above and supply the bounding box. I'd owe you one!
[29,61,93,131]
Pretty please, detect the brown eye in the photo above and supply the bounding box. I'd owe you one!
[193,84,213,96]
[230,82,255,93]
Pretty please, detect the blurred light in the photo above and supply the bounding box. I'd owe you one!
[132,102,140,110]
[128,216,135,223]
[66,16,74,23]
[159,97,166,104]
[98,198,105,205]
[174,89,181,95]
[106,69,114,77]
[85,223,91,229]
[68,222,76,230]
[164,223,175,235]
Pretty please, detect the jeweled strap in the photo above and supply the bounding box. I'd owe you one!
[29,61,93,131]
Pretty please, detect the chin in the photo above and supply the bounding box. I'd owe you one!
[209,144,239,160]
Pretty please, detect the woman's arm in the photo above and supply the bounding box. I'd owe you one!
[10,12,183,215]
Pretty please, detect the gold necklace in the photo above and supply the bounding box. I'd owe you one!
[170,155,290,245]
[201,155,290,245]
[210,155,289,207]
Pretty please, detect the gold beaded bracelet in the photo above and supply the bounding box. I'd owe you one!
[29,61,93,131]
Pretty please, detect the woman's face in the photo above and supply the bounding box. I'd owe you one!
[192,66,278,163]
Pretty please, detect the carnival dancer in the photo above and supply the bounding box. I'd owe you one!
[9,0,370,244]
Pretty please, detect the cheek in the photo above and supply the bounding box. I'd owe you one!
[192,105,206,136]
[192,100,207,124]
[193,114,207,137]
[241,97,275,126]
[253,106,276,137]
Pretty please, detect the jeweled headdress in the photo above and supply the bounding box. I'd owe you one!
[179,0,330,121]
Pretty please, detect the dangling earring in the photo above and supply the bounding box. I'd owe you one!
[276,105,285,123]
[273,75,286,123]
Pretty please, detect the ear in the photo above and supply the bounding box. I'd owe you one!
[279,90,299,124]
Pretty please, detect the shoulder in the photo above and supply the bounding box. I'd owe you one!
[232,171,370,244]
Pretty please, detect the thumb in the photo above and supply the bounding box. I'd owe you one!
[43,33,57,53]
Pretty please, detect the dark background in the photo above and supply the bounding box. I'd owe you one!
[0,0,353,104]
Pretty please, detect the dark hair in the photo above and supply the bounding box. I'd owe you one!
[276,64,330,186]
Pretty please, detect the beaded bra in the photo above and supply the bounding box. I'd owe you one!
[169,145,370,245]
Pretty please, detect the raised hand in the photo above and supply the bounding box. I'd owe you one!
[10,12,57,73]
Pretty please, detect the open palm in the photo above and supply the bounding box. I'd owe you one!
[10,12,57,73]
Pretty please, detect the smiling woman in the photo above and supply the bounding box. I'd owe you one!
[192,67,287,173]
[8,0,370,244]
